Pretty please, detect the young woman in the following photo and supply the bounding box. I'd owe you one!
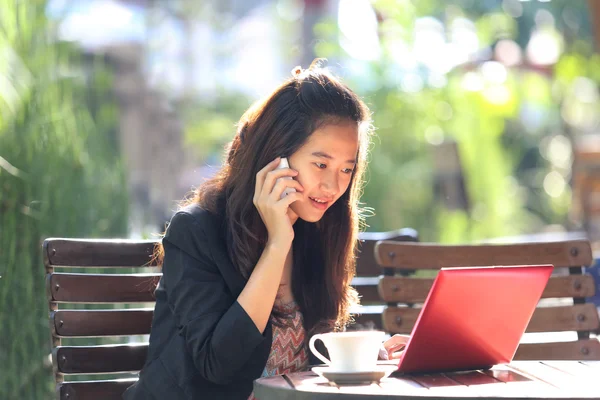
[123,61,408,400]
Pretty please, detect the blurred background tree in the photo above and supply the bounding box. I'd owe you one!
[339,0,600,243]
[176,0,600,243]
[0,0,128,398]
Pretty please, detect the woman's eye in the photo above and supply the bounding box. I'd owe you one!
[342,168,354,174]
[315,163,326,169]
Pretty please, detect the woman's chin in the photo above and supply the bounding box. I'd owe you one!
[299,215,322,223]
[290,203,324,223]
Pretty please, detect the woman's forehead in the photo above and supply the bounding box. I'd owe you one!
[299,123,359,159]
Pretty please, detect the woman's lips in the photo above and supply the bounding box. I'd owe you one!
[309,196,329,210]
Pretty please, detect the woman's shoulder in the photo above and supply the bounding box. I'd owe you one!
[171,203,222,228]
[164,203,224,247]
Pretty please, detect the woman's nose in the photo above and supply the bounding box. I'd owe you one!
[320,172,340,197]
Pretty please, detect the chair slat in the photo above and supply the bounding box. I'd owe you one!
[356,229,418,276]
[515,339,600,360]
[378,275,596,303]
[527,304,600,333]
[44,232,417,269]
[352,276,380,304]
[47,273,160,303]
[382,304,600,334]
[44,238,159,267]
[52,310,153,337]
[541,275,596,298]
[375,240,593,270]
[381,308,419,334]
[54,344,148,374]
[378,277,434,303]
[58,379,137,400]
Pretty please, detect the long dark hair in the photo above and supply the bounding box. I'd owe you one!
[159,60,373,335]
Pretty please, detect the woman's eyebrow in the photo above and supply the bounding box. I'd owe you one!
[311,151,356,164]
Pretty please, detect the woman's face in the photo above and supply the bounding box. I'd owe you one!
[288,122,359,223]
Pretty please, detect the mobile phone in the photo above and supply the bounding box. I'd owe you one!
[276,157,296,199]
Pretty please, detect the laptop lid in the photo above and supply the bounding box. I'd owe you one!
[396,265,553,374]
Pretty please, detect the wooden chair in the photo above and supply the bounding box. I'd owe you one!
[43,228,417,400]
[374,239,600,360]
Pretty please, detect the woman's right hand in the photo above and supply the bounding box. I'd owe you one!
[253,157,304,248]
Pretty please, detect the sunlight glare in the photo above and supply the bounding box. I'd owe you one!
[338,0,381,60]
[543,171,566,198]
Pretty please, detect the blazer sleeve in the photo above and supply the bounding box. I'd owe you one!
[161,211,269,384]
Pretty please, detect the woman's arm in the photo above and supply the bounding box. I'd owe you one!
[238,157,304,332]
[162,212,269,385]
[236,241,288,334]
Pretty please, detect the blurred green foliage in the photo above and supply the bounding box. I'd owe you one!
[0,0,128,398]
[183,0,600,243]
[183,93,251,162]
[349,0,599,242]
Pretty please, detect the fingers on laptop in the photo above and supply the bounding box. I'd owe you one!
[383,334,409,359]
[383,334,409,350]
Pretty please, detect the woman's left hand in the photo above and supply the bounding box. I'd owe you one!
[380,334,410,360]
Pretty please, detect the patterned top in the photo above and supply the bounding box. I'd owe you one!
[262,299,309,376]
[248,298,309,400]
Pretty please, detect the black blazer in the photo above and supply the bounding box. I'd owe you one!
[123,203,322,400]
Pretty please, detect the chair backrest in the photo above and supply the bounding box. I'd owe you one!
[43,228,417,399]
[350,228,419,331]
[44,238,159,400]
[374,239,600,361]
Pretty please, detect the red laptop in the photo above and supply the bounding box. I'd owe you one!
[395,265,553,374]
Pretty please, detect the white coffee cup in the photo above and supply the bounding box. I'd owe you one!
[309,331,385,372]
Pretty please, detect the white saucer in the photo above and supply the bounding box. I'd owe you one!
[311,365,397,385]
